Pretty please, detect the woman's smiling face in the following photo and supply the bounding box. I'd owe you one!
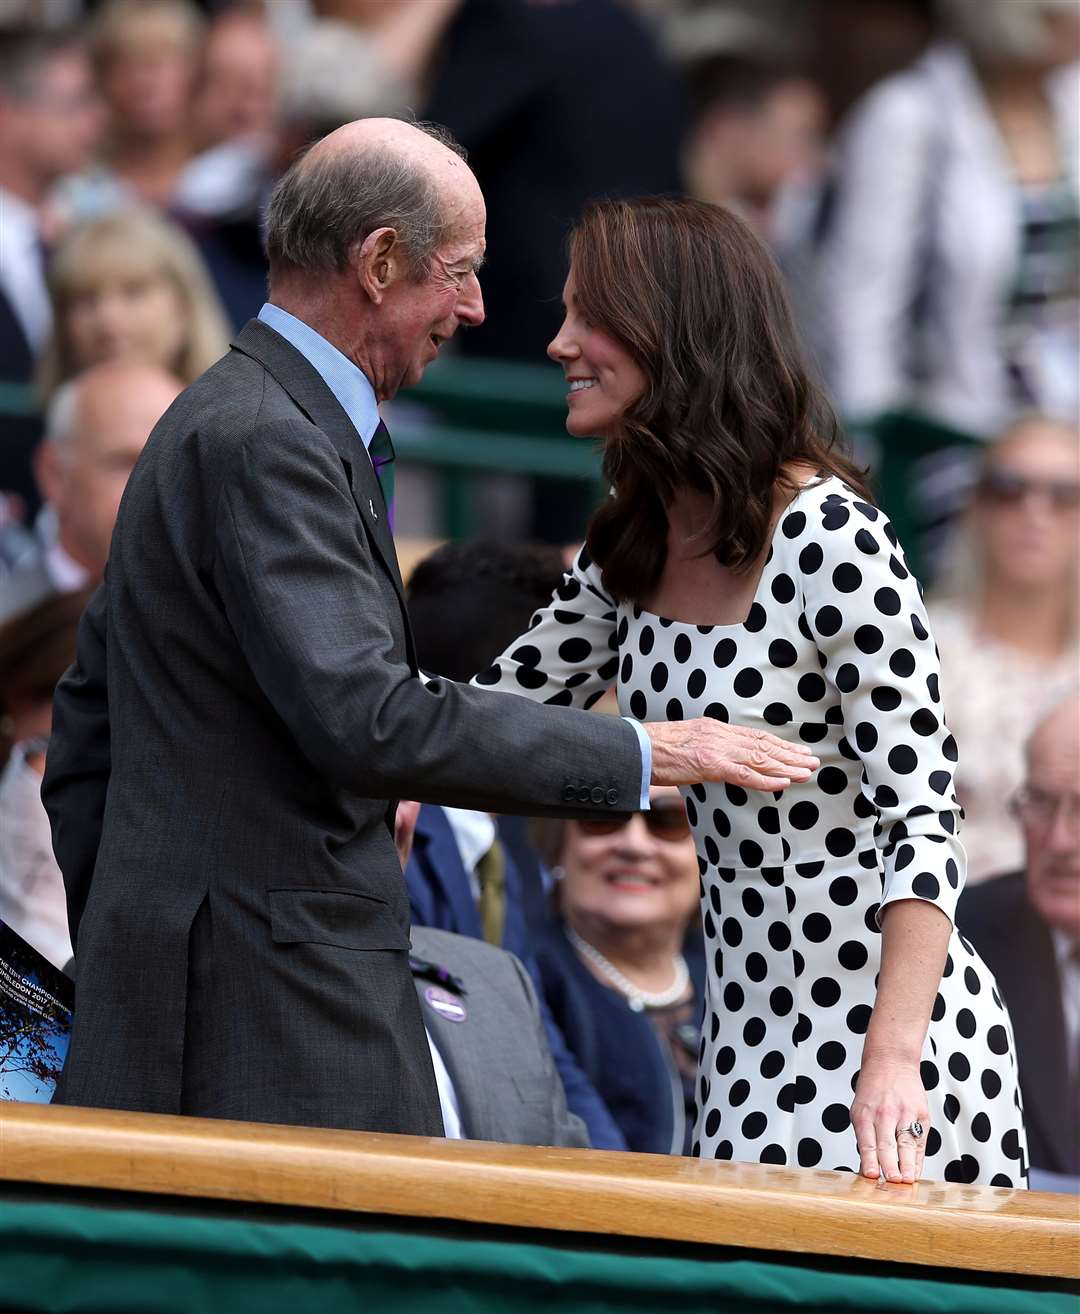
[548,269,647,439]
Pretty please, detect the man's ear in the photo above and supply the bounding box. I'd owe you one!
[33,441,65,507]
[355,227,401,305]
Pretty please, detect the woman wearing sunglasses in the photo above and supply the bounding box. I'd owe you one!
[476,196,1027,1186]
[931,415,1079,882]
[529,789,705,1155]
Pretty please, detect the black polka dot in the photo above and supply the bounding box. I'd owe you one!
[971,1113,991,1143]
[666,697,684,720]
[981,1069,1001,1099]
[920,1060,939,1090]
[871,686,902,712]
[943,1094,961,1123]
[768,922,791,952]
[1001,1128,1022,1160]
[742,1111,768,1139]
[802,913,832,943]
[793,1014,813,1044]
[746,953,769,983]
[797,673,827,701]
[987,1024,1009,1056]
[846,1004,872,1035]
[650,662,669,692]
[728,1078,751,1108]
[714,1045,736,1075]
[956,1008,977,1040]
[704,702,729,722]
[740,840,764,867]
[768,640,798,668]
[854,528,879,555]
[743,1016,767,1046]
[874,587,901,616]
[811,977,841,1008]
[638,626,654,656]
[911,614,929,641]
[758,806,781,835]
[822,1103,850,1133]
[912,871,940,900]
[927,672,940,704]
[832,563,862,593]
[798,1138,823,1167]
[817,1041,847,1070]
[889,648,916,678]
[760,1144,788,1165]
[782,512,806,539]
[854,624,884,654]
[672,633,692,664]
[723,982,744,1012]
[825,828,856,858]
[760,1050,785,1079]
[888,745,918,775]
[733,668,763,697]
[854,722,877,752]
[769,987,794,1017]
[629,690,647,719]
[931,992,946,1022]
[795,1075,818,1105]
[712,638,737,668]
[721,917,743,947]
[910,708,939,737]
[817,766,848,795]
[741,888,764,918]
[515,666,548,690]
[828,876,858,906]
[686,668,707,699]
[944,1156,980,1184]
[800,543,824,574]
[771,573,796,604]
[837,939,868,971]
[815,606,842,636]
[789,800,819,830]
[943,734,959,762]
[835,663,860,693]
[763,702,793,725]
[558,637,592,663]
[704,1108,722,1138]
[964,966,981,995]
[948,1052,971,1081]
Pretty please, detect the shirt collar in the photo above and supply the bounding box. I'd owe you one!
[257,302,380,449]
[442,807,498,876]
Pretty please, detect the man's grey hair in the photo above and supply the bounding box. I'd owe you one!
[938,0,1077,65]
[264,121,467,282]
[44,378,80,458]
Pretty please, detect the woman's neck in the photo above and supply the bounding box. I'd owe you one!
[975,582,1072,658]
[566,910,685,993]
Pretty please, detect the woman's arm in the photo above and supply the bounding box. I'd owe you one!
[851,898,950,1183]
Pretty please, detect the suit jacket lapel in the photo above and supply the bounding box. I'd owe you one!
[230,319,414,660]
[415,977,488,1141]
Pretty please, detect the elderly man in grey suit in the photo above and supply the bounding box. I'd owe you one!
[42,118,814,1136]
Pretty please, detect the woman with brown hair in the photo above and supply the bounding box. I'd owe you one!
[476,197,1026,1185]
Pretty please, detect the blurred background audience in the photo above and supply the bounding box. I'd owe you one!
[0,0,1076,1151]
[958,691,1080,1191]
[930,416,1078,882]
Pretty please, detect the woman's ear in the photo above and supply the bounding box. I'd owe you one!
[354,227,400,305]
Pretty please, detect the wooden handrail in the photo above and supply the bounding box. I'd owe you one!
[1,1103,1076,1280]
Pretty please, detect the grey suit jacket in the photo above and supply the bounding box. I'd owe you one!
[41,319,642,1135]
[410,927,587,1148]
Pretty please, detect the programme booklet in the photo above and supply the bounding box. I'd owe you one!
[0,919,73,1103]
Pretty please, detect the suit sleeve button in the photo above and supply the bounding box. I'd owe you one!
[606,789,619,806]
[562,785,577,803]
[576,786,591,803]
[590,786,605,804]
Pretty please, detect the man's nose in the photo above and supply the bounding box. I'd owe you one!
[457,272,484,327]
[1046,800,1079,853]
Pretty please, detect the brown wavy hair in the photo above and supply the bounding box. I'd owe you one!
[576,197,869,603]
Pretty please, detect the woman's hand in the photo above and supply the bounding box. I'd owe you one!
[394,799,421,871]
[850,1052,930,1184]
[645,719,818,791]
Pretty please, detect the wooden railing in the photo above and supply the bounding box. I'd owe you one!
[1,1102,1076,1281]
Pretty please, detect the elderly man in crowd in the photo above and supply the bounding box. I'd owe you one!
[958,691,1080,1188]
[0,26,103,516]
[0,363,182,627]
[42,118,814,1137]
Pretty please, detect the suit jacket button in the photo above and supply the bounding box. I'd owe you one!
[606,789,619,806]
[590,786,605,804]
[576,786,591,803]
[562,785,577,803]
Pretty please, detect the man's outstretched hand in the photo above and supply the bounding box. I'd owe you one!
[645,719,818,791]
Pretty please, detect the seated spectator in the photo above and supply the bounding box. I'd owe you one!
[681,52,826,243]
[0,586,94,970]
[406,539,628,1150]
[931,416,1078,881]
[957,690,1079,1187]
[410,924,587,1148]
[528,795,705,1156]
[1,361,182,625]
[37,209,230,398]
[0,26,104,517]
[86,0,205,211]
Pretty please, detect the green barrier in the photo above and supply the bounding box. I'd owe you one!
[1,1193,1074,1314]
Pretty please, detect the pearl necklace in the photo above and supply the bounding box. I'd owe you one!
[566,926,690,1013]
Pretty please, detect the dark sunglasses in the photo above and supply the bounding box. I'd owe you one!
[977,467,1080,511]
[578,799,691,841]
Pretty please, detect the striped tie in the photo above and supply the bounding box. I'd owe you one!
[369,419,395,513]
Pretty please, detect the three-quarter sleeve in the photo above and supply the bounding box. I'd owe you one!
[473,546,621,709]
[801,492,965,926]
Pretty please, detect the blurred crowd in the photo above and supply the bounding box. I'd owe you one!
[0,0,1077,1181]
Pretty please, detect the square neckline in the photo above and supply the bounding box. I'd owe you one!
[632,475,835,633]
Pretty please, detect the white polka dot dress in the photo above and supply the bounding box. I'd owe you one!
[476,477,1027,1185]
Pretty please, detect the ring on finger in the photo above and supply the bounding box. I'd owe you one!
[897,1120,924,1140]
